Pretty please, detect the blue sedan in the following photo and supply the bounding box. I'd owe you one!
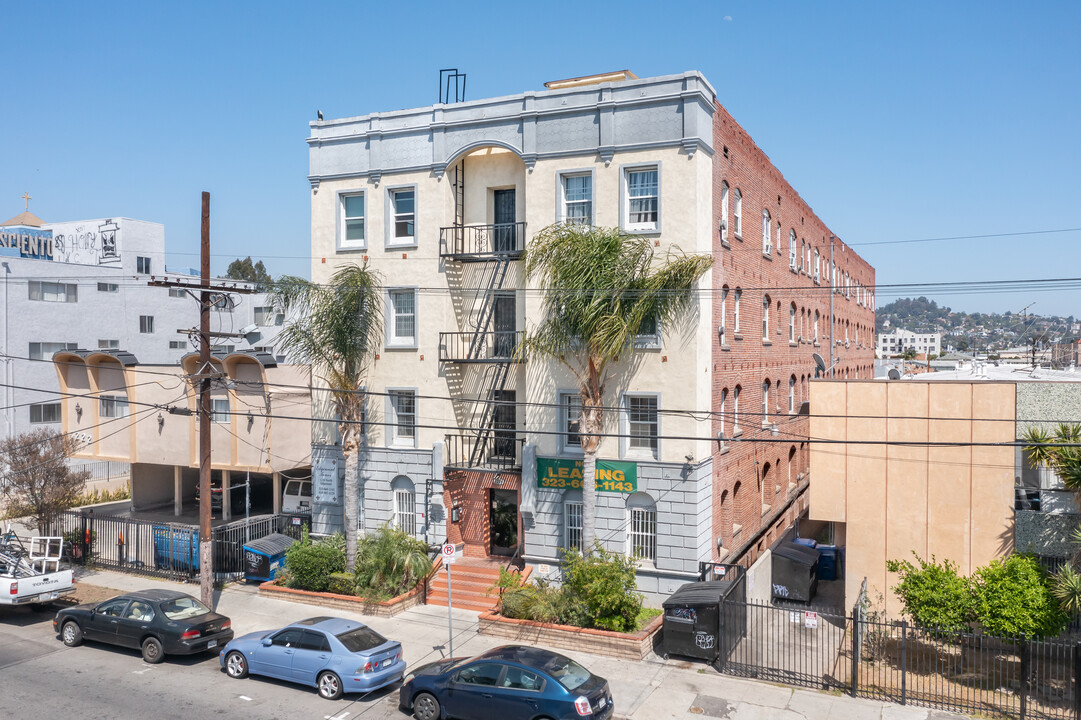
[400,645,613,720]
[219,616,404,700]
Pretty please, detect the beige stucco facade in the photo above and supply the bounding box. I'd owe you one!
[809,379,1015,616]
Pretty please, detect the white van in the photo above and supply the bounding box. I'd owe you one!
[282,479,312,514]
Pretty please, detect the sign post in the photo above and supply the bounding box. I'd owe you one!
[441,543,457,657]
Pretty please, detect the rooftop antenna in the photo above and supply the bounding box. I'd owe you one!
[439,68,467,104]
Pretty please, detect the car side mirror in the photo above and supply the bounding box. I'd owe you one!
[262,637,273,647]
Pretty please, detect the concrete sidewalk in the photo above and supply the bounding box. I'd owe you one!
[66,566,968,720]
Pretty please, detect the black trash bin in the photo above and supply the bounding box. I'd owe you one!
[662,570,746,663]
[242,533,296,583]
[771,541,820,603]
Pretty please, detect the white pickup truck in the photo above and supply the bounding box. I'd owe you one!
[0,529,75,607]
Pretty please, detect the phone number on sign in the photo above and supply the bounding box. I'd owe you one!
[538,477,635,493]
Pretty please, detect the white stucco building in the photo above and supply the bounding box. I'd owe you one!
[876,329,941,358]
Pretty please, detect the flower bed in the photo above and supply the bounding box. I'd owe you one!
[258,579,425,618]
[477,609,664,661]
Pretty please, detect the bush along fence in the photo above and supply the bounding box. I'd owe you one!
[49,509,301,585]
[712,579,1081,719]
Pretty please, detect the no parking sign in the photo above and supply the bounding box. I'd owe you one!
[441,543,457,565]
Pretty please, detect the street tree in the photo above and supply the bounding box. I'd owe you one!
[270,263,382,571]
[522,223,712,552]
[226,256,273,289]
[0,429,90,534]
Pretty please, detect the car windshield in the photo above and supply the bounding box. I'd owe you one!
[543,655,592,692]
[336,626,387,653]
[159,596,211,621]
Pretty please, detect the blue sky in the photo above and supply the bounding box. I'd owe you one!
[3,1,1079,317]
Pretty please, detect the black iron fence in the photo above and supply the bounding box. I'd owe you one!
[439,222,526,259]
[713,583,1081,719]
[50,510,302,585]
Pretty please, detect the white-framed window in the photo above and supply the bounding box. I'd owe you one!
[762,380,770,426]
[340,191,366,249]
[254,306,283,326]
[98,339,119,350]
[29,342,76,360]
[762,294,770,339]
[169,340,186,350]
[720,182,730,243]
[719,388,728,439]
[139,315,154,333]
[789,303,796,342]
[392,476,418,538]
[137,256,151,274]
[622,393,658,459]
[813,249,821,283]
[386,288,417,348]
[733,188,742,237]
[99,282,119,293]
[733,288,742,332]
[560,172,593,225]
[788,231,797,271]
[622,166,659,232]
[559,392,582,453]
[29,402,61,424]
[210,398,230,424]
[719,285,729,339]
[627,492,657,564]
[733,385,741,433]
[28,281,77,303]
[789,376,796,414]
[634,314,660,349]
[762,210,772,255]
[388,389,417,446]
[99,394,130,418]
[168,287,186,298]
[387,187,416,246]
[564,492,583,553]
[814,310,820,342]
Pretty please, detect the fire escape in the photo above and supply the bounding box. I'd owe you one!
[438,163,526,471]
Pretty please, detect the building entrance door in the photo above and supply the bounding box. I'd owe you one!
[489,488,518,557]
[492,189,516,252]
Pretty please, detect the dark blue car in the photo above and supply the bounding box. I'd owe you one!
[219,616,403,700]
[399,645,613,720]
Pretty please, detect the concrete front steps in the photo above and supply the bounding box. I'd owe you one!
[427,559,531,612]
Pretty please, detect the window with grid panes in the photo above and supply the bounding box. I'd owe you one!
[625,168,658,230]
[565,500,583,553]
[562,173,592,225]
[389,390,416,443]
[626,395,658,457]
[628,495,657,563]
[561,392,581,450]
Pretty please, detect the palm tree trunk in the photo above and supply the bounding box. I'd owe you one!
[580,377,603,554]
[343,443,359,573]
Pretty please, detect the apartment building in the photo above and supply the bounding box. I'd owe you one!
[307,70,875,598]
[876,329,941,358]
[0,210,286,444]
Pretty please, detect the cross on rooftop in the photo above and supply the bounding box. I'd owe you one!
[21,192,31,211]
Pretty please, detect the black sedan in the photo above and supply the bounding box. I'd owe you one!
[400,645,613,720]
[53,589,233,664]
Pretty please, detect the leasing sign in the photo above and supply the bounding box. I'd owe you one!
[536,457,637,493]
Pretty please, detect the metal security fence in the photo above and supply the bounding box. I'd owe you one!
[50,510,300,585]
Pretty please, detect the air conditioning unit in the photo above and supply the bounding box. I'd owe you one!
[813,271,820,284]
[240,324,257,335]
[764,242,772,255]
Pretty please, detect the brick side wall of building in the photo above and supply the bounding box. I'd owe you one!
[710,101,876,565]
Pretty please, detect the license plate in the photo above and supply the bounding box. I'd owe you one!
[382,658,391,667]
[207,640,217,649]
[47,592,59,600]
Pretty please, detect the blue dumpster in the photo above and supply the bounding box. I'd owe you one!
[242,533,295,583]
[817,545,839,581]
[792,537,817,549]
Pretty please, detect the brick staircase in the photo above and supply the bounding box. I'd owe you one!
[427,558,531,613]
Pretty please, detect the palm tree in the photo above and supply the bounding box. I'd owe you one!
[270,263,382,572]
[522,224,712,551]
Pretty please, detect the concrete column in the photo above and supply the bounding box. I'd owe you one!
[222,469,231,521]
[272,471,282,515]
[173,466,183,517]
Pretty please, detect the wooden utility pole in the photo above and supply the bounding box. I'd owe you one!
[198,192,213,606]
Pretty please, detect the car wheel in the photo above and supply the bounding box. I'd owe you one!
[225,651,249,679]
[61,620,83,647]
[317,670,343,700]
[412,691,440,720]
[141,636,165,664]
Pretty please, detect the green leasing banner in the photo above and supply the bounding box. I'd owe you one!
[536,457,637,493]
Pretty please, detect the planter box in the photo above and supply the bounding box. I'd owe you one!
[477,610,663,661]
[258,580,425,618]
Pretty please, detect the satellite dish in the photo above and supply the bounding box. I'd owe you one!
[812,352,826,373]
[887,368,901,380]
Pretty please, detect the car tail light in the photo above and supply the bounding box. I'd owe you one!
[180,629,201,640]
[9,582,17,595]
[358,661,374,673]
[574,696,592,716]
[220,620,231,630]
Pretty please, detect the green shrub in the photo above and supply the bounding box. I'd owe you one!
[561,543,643,632]
[972,554,1067,638]
[326,572,357,596]
[284,529,345,592]
[354,525,431,601]
[885,553,972,632]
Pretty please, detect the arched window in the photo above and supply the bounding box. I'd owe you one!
[813,248,821,282]
[813,310,820,341]
[788,446,797,487]
[733,189,742,236]
[788,230,797,271]
[720,182,730,242]
[719,388,729,439]
[761,462,773,505]
[762,294,771,339]
[762,210,772,255]
[733,288,742,332]
[762,380,770,425]
[627,492,657,563]
[391,475,417,538]
[720,285,729,338]
[564,490,583,552]
[733,385,741,432]
[789,375,796,413]
[789,303,796,342]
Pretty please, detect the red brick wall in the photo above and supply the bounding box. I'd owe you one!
[444,469,522,559]
[710,101,876,566]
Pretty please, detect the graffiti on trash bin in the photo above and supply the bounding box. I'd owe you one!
[669,607,696,621]
[695,632,715,650]
[772,583,790,598]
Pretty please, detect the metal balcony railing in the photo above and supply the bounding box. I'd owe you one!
[439,222,526,261]
[439,331,525,364]
[443,433,524,471]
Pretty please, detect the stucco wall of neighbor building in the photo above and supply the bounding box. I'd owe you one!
[1016,509,1080,558]
[710,100,876,567]
[809,380,1015,617]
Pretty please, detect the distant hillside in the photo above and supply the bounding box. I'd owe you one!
[876,297,1077,353]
